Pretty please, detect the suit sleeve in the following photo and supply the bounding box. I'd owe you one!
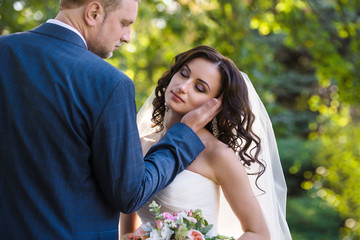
[91,78,204,213]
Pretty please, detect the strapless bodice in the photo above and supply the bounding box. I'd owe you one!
[136,170,220,236]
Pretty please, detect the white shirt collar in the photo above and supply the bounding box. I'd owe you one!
[46,19,88,48]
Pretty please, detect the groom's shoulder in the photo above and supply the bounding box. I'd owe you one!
[86,55,132,83]
[0,30,29,43]
[75,53,134,92]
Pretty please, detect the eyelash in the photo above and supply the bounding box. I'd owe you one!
[179,69,205,93]
[121,22,130,27]
[180,69,188,78]
[195,83,205,92]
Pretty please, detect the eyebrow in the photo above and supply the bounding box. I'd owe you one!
[184,64,211,91]
[122,20,134,26]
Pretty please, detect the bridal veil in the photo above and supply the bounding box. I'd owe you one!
[137,72,292,240]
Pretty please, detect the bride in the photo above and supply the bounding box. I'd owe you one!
[120,45,292,240]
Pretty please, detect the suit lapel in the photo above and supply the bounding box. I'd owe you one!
[30,23,87,49]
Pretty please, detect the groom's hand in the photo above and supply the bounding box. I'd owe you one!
[180,98,221,133]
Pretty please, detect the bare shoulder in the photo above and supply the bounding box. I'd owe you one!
[197,129,237,164]
[206,140,235,165]
[195,129,247,183]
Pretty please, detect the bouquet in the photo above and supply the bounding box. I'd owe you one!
[128,201,234,240]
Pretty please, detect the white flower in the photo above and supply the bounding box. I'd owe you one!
[161,223,175,240]
[176,211,188,223]
[149,228,162,240]
[149,223,174,240]
[164,219,177,228]
[149,201,160,208]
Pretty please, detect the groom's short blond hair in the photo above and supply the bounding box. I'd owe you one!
[59,0,139,16]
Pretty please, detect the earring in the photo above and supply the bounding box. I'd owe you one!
[211,117,219,138]
[164,104,169,112]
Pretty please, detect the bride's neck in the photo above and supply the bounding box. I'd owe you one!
[163,110,183,133]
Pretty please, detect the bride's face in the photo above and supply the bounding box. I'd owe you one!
[165,58,221,115]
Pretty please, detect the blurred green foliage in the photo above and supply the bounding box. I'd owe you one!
[2,0,359,238]
[287,196,342,240]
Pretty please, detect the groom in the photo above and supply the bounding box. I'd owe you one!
[0,0,220,239]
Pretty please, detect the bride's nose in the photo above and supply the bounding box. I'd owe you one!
[177,80,191,93]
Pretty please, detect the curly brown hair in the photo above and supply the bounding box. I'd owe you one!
[152,45,266,188]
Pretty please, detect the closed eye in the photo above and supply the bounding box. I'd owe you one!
[179,69,189,78]
[197,79,210,92]
[121,20,133,27]
[195,83,205,92]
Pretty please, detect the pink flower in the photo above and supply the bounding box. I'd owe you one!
[160,212,177,221]
[188,210,193,216]
[156,220,163,230]
[187,216,197,223]
[188,230,205,240]
[130,224,148,240]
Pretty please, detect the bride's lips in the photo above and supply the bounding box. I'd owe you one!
[170,91,184,103]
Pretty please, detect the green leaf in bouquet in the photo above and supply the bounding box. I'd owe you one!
[193,209,203,219]
[174,224,189,240]
[214,234,235,240]
[200,224,213,235]
[183,218,196,229]
[195,218,203,229]
[149,201,161,216]
[205,237,217,240]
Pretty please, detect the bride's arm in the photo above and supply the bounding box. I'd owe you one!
[212,148,270,240]
[120,212,140,239]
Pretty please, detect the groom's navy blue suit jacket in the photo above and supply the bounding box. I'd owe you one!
[0,23,204,239]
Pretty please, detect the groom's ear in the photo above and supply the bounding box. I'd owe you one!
[84,1,104,27]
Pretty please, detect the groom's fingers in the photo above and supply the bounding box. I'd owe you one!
[215,94,223,114]
[180,98,221,133]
